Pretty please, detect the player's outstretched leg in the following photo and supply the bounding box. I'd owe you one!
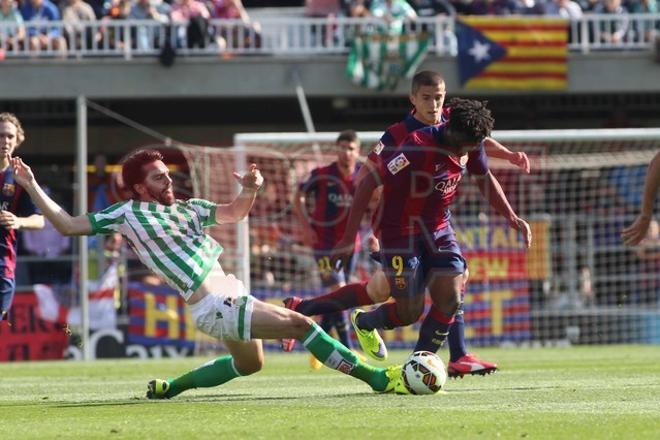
[251,299,398,393]
[147,340,263,399]
[285,282,373,317]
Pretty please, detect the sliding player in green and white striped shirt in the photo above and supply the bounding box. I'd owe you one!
[10,149,400,397]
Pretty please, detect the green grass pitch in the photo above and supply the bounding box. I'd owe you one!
[2,346,660,439]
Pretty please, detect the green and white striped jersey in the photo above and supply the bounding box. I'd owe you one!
[88,199,223,301]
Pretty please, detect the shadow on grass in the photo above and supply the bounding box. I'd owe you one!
[51,393,301,407]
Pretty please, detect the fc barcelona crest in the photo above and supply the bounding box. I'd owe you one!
[395,277,406,290]
[2,183,15,196]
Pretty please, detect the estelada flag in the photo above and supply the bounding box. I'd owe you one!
[456,17,568,90]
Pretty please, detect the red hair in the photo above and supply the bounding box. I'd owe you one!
[121,149,163,195]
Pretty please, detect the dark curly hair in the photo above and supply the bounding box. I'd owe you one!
[446,98,494,143]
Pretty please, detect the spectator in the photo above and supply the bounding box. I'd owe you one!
[62,0,98,50]
[370,0,417,35]
[593,0,630,45]
[0,0,26,52]
[171,0,211,49]
[579,0,600,11]
[305,0,341,17]
[129,0,171,51]
[408,0,455,16]
[106,0,131,19]
[547,0,583,18]
[171,0,210,21]
[20,0,67,55]
[211,0,261,50]
[469,0,519,14]
[546,0,582,44]
[129,0,170,21]
[516,0,547,14]
[85,0,108,19]
[408,0,455,52]
[344,0,372,16]
[628,0,658,42]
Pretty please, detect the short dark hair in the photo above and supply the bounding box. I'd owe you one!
[121,149,164,195]
[336,129,359,145]
[446,98,494,142]
[411,71,445,94]
[0,112,25,146]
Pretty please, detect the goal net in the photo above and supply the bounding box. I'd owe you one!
[180,128,659,349]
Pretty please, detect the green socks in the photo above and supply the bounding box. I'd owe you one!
[166,355,242,398]
[301,322,389,392]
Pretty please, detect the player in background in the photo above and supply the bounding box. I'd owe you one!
[285,130,362,368]
[0,113,44,322]
[345,98,531,393]
[283,71,530,377]
[11,149,401,398]
[622,151,659,246]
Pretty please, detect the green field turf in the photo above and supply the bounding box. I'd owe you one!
[2,345,660,439]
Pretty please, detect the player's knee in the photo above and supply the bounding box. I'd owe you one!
[367,283,390,303]
[235,355,264,376]
[447,297,461,316]
[290,312,315,340]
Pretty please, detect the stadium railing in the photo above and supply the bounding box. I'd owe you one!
[0,14,658,60]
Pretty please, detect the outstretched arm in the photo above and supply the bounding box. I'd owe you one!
[292,187,317,247]
[11,157,92,236]
[622,151,660,246]
[0,212,44,230]
[483,137,530,174]
[215,163,264,224]
[474,170,532,248]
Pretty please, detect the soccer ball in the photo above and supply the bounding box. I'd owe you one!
[401,351,447,395]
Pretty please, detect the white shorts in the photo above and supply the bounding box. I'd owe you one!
[188,275,255,341]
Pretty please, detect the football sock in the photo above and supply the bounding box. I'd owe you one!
[414,306,455,353]
[448,309,468,361]
[166,355,242,398]
[296,283,372,316]
[301,322,388,391]
[320,312,353,349]
[332,312,353,349]
[356,302,404,331]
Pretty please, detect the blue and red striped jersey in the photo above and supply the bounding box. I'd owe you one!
[0,167,38,279]
[367,107,451,165]
[299,162,361,250]
[373,124,489,243]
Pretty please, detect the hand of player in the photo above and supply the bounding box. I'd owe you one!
[366,234,380,252]
[510,216,532,248]
[330,237,356,271]
[10,156,36,188]
[233,163,263,191]
[621,214,652,246]
[0,210,20,230]
[510,152,530,174]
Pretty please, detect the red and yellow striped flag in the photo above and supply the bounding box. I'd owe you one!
[457,17,568,90]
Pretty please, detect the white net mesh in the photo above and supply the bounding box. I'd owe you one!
[181,130,659,347]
